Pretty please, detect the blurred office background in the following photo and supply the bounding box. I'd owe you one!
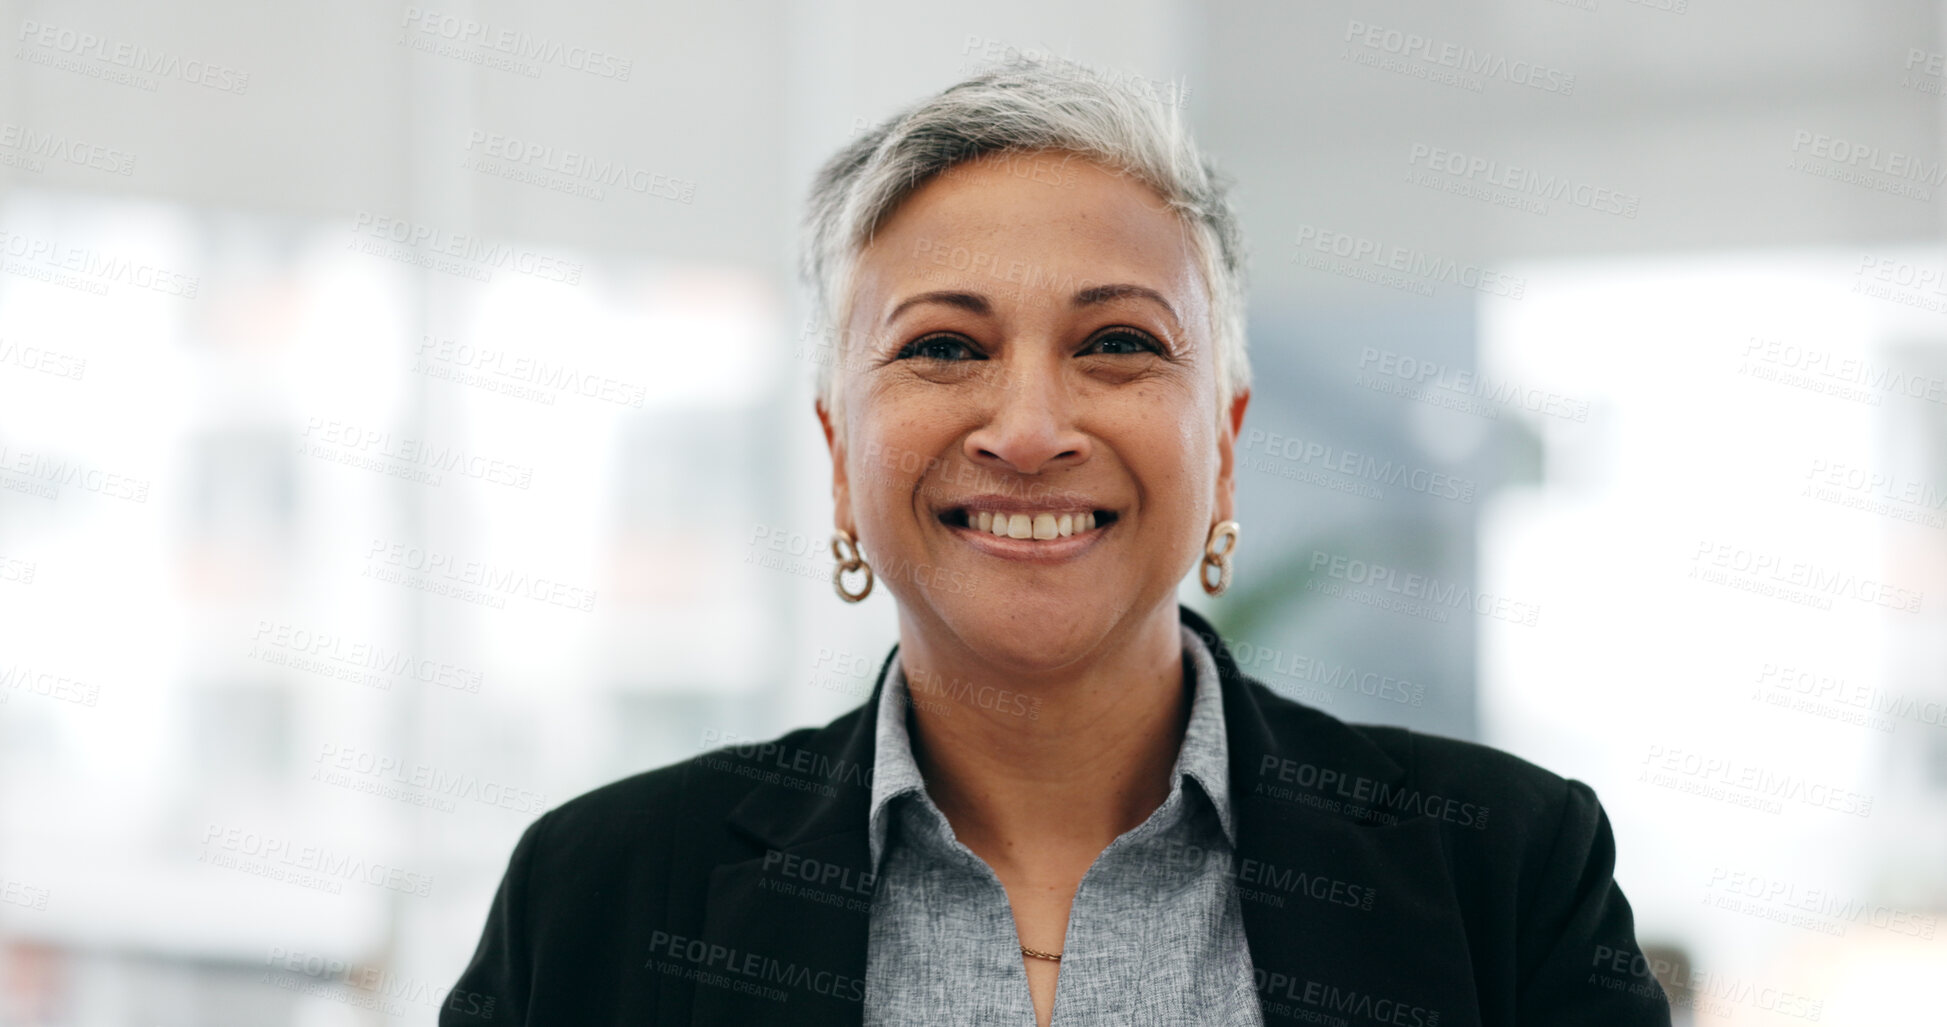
[1,0,1944,1022]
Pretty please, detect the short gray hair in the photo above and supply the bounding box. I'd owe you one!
[802,56,1250,415]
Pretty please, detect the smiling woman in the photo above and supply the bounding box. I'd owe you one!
[442,58,1672,1027]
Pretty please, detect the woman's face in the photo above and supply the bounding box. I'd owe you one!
[820,152,1248,671]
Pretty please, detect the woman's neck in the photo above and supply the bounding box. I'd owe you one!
[892,603,1194,869]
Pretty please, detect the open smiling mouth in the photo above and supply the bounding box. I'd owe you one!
[937,508,1120,540]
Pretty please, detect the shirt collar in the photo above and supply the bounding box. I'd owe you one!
[867,622,1236,869]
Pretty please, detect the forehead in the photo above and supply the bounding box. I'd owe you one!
[847,153,1211,333]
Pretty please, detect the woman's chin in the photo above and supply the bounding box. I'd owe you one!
[928,595,1124,674]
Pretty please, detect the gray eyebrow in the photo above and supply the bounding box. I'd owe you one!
[885,291,990,324]
[1072,283,1181,331]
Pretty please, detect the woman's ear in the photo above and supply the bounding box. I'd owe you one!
[1213,388,1250,523]
[816,398,852,534]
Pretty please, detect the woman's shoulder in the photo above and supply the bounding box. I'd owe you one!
[1242,674,1603,848]
[1357,718,1582,817]
[1244,677,1638,960]
[524,711,869,861]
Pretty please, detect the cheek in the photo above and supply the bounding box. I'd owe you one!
[1111,391,1218,495]
[847,410,952,516]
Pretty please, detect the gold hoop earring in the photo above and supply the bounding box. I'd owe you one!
[1201,520,1240,596]
[831,528,874,603]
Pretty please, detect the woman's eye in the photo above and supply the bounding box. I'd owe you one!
[895,334,983,361]
[1083,329,1163,356]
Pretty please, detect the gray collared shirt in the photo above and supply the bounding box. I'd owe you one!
[863,624,1264,1026]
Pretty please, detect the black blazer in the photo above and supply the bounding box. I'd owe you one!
[442,605,1670,1026]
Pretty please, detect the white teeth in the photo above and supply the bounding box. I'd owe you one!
[961,510,1102,540]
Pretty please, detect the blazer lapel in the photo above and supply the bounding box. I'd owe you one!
[686,645,894,1027]
[1182,606,1486,1027]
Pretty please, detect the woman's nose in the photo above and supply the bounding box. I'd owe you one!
[961,361,1091,475]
